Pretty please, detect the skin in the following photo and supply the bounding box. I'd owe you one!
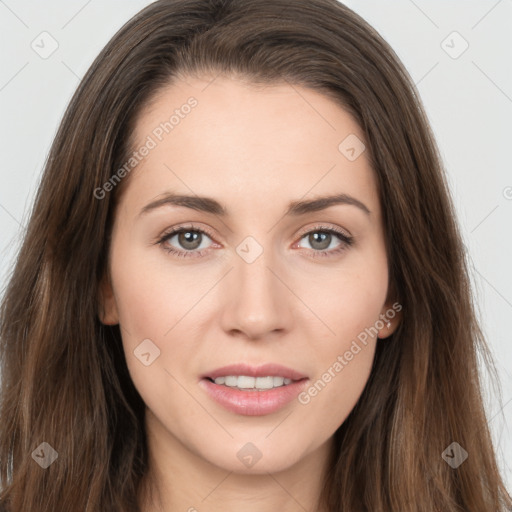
[99,74,401,512]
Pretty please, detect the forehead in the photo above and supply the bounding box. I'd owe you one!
[125,75,380,220]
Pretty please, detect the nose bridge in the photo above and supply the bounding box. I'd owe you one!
[221,234,289,338]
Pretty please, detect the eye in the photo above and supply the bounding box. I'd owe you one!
[295,225,354,259]
[157,224,216,259]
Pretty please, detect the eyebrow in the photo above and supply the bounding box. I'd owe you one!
[138,191,371,218]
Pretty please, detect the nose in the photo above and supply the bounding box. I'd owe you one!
[219,245,293,340]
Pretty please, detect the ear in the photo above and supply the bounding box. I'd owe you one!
[97,273,119,325]
[377,299,403,340]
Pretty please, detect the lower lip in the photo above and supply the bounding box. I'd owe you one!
[199,378,309,416]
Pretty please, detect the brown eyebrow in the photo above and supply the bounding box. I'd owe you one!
[138,192,371,218]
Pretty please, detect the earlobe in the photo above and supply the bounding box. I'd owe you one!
[97,274,119,325]
[377,300,403,339]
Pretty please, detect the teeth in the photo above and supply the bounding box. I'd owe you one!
[273,376,284,387]
[225,376,238,387]
[213,375,294,389]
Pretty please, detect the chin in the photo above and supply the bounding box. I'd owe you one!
[200,439,306,475]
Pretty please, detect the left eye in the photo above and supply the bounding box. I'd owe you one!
[160,228,213,254]
[297,230,346,251]
[157,225,353,258]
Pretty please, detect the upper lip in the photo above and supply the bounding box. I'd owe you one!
[202,363,308,381]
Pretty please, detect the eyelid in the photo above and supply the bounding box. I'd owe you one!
[156,222,217,243]
[295,223,352,240]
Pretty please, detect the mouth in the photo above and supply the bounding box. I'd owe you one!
[202,362,308,382]
[204,375,304,391]
[199,363,309,416]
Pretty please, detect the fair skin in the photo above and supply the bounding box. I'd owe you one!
[99,74,400,512]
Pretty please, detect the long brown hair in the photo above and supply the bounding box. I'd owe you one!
[1,0,510,510]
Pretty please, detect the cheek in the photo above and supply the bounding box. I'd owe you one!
[109,254,204,422]
[297,341,376,442]
[306,247,388,346]
[109,241,213,387]
[297,297,380,438]
[110,239,200,339]
[297,253,387,428]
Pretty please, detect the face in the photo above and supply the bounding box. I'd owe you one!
[99,74,400,476]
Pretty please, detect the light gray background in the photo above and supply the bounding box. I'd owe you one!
[0,0,511,491]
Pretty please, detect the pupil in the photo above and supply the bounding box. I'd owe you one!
[180,231,201,250]
[310,232,330,250]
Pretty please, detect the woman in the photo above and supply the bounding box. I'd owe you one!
[0,0,510,510]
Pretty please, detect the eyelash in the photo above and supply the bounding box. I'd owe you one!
[156,223,354,260]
